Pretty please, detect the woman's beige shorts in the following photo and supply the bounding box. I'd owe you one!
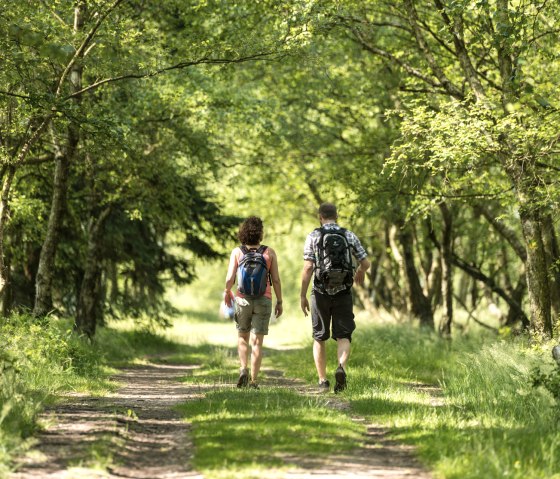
[235,296,272,335]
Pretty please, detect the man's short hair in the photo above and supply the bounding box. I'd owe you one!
[318,202,337,220]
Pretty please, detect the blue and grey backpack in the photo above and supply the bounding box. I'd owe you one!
[237,245,270,298]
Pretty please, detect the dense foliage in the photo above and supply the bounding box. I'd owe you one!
[2,1,560,334]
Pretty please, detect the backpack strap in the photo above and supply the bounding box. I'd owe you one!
[240,244,267,253]
[259,245,271,285]
[313,228,325,271]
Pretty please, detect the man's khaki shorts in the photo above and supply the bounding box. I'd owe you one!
[235,296,272,335]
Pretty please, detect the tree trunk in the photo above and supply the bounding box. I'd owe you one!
[0,166,15,301]
[2,250,12,317]
[504,276,528,328]
[109,261,119,303]
[542,214,560,323]
[33,148,71,316]
[76,207,111,337]
[355,284,378,317]
[34,4,85,317]
[388,223,410,313]
[493,0,552,337]
[439,203,453,337]
[518,205,552,337]
[397,222,434,329]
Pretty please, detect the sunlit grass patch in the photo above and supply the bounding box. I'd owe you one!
[178,387,364,478]
[267,320,560,478]
[345,324,560,479]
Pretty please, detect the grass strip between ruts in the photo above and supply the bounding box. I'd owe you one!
[176,385,363,479]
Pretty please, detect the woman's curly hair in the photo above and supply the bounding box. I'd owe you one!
[238,216,264,245]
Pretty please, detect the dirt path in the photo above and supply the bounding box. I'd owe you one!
[10,364,205,479]
[264,370,433,479]
[10,364,433,479]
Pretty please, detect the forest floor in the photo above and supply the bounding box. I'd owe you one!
[9,361,434,479]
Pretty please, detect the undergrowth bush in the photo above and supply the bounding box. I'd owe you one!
[0,312,186,476]
[0,313,107,474]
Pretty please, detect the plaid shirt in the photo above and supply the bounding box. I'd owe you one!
[303,223,368,294]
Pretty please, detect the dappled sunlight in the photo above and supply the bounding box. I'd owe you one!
[12,363,206,479]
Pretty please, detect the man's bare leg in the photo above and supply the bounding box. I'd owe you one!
[337,338,351,370]
[313,339,328,382]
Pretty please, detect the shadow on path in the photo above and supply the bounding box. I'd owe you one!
[263,369,433,479]
[10,364,434,479]
[10,364,205,479]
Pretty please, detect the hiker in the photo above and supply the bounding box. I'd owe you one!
[224,216,283,389]
[300,202,370,393]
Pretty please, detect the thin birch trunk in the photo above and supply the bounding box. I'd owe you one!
[34,3,85,316]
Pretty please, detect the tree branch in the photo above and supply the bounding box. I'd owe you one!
[65,51,279,99]
[453,293,499,333]
[345,30,446,92]
[0,90,31,100]
[451,253,529,325]
[403,0,464,99]
[433,0,487,101]
[474,203,527,262]
[55,0,127,97]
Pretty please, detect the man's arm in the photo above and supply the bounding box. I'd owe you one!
[300,260,314,316]
[268,248,283,318]
[354,257,370,286]
[349,232,370,286]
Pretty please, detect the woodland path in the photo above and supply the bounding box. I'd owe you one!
[10,363,434,479]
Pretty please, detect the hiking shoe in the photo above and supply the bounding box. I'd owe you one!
[237,368,249,388]
[249,381,260,390]
[318,379,330,391]
[334,364,347,393]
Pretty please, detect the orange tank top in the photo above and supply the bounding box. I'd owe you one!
[234,246,272,299]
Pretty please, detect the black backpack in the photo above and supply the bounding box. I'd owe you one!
[237,245,270,298]
[314,227,354,295]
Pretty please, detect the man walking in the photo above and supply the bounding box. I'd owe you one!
[300,203,370,393]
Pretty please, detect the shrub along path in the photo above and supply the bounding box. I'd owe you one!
[10,363,433,479]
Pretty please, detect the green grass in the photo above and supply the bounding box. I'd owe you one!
[177,387,363,478]
[270,322,560,479]
[167,270,560,479]
[0,312,191,477]
[3,280,560,479]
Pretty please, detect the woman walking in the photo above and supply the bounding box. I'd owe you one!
[224,216,283,389]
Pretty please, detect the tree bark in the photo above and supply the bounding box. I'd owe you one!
[76,207,111,338]
[34,3,85,317]
[388,223,410,313]
[439,202,453,337]
[397,222,434,329]
[504,276,527,328]
[518,204,552,336]
[2,249,12,317]
[0,166,15,301]
[542,214,560,323]
[33,145,71,316]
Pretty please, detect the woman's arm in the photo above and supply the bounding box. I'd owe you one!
[224,249,238,306]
